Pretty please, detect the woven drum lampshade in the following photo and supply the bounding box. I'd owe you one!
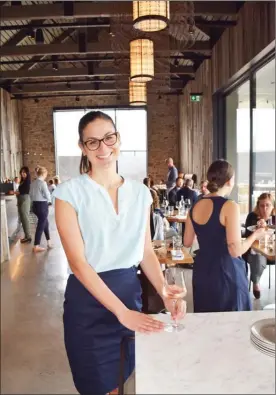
[133,1,170,32]
[129,81,147,106]
[130,38,154,82]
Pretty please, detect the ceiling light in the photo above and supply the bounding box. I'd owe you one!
[129,81,147,106]
[133,1,170,32]
[130,38,154,82]
[35,28,44,44]
[52,55,58,71]
[28,29,35,40]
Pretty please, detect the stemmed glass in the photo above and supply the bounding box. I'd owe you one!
[162,267,187,332]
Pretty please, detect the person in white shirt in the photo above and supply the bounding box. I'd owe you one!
[13,176,20,192]
[30,166,52,252]
[53,111,184,395]
[48,179,56,194]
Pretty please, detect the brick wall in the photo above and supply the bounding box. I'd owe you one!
[21,94,179,183]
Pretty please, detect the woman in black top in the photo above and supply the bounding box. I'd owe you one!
[244,193,275,299]
[17,166,32,243]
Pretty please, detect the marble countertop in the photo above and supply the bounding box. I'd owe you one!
[135,310,275,394]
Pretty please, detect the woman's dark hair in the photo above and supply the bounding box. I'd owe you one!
[192,174,197,185]
[254,193,275,217]
[19,166,30,183]
[143,176,154,188]
[206,159,234,193]
[78,110,117,174]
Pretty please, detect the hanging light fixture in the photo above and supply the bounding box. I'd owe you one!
[130,38,154,82]
[133,1,170,32]
[129,81,147,106]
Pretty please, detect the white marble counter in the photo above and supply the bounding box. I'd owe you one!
[136,311,275,394]
[1,199,10,264]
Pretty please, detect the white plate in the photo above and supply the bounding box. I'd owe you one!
[251,334,275,351]
[251,338,275,358]
[247,225,257,232]
[251,319,276,346]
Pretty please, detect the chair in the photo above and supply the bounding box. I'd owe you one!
[248,259,274,291]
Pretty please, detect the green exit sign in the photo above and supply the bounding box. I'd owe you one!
[190,94,202,102]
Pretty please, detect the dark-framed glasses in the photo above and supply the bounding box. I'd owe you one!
[83,132,118,151]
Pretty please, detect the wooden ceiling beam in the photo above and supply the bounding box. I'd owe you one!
[0,40,211,58]
[0,1,238,21]
[10,79,185,94]
[0,65,195,80]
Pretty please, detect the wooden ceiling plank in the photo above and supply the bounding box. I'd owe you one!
[0,1,238,21]
[0,65,195,80]
[0,40,211,58]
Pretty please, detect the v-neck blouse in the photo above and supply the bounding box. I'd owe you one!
[53,174,152,273]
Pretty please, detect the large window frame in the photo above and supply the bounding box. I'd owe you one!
[53,105,148,181]
[213,42,275,213]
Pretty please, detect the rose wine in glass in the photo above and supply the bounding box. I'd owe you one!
[162,267,187,332]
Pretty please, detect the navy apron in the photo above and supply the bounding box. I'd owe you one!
[63,267,142,395]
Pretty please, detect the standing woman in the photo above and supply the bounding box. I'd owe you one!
[184,159,265,312]
[30,166,52,253]
[53,111,182,395]
[17,166,32,243]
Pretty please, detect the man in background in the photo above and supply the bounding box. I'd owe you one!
[198,180,209,199]
[168,177,184,207]
[177,178,198,206]
[165,157,178,193]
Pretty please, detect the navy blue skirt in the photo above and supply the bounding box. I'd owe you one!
[63,267,142,395]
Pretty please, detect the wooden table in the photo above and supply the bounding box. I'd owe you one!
[251,240,275,261]
[165,211,187,223]
[152,240,194,266]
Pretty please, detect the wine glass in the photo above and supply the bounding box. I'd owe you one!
[162,267,187,332]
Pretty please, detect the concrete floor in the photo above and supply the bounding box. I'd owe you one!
[1,199,275,394]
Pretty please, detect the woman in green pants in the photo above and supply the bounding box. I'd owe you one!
[17,166,32,243]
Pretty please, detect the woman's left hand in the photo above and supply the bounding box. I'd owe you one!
[163,297,186,321]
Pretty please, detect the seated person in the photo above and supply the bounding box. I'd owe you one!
[198,180,209,199]
[168,177,184,207]
[150,190,177,240]
[177,178,198,207]
[143,176,158,197]
[244,193,275,299]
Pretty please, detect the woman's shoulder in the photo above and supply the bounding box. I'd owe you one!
[245,211,258,223]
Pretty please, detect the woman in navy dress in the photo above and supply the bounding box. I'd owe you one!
[184,159,265,312]
[53,111,183,395]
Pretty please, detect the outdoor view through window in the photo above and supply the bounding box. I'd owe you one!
[54,108,147,182]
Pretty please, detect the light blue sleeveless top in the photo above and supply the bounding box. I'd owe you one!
[53,174,152,273]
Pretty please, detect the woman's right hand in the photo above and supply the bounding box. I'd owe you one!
[117,309,164,334]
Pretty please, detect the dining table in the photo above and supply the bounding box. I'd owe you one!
[152,240,194,266]
[166,211,187,224]
[251,240,275,261]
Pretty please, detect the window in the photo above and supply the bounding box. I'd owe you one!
[252,59,275,206]
[226,81,250,222]
[54,108,147,182]
[224,56,275,221]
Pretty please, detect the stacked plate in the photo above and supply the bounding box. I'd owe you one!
[250,318,275,357]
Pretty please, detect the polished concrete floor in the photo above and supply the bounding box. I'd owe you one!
[1,199,275,394]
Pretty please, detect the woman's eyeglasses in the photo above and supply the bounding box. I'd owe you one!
[83,132,118,151]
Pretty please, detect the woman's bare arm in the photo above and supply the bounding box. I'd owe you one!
[224,200,264,257]
[55,198,163,332]
[183,213,196,247]
[140,210,165,298]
